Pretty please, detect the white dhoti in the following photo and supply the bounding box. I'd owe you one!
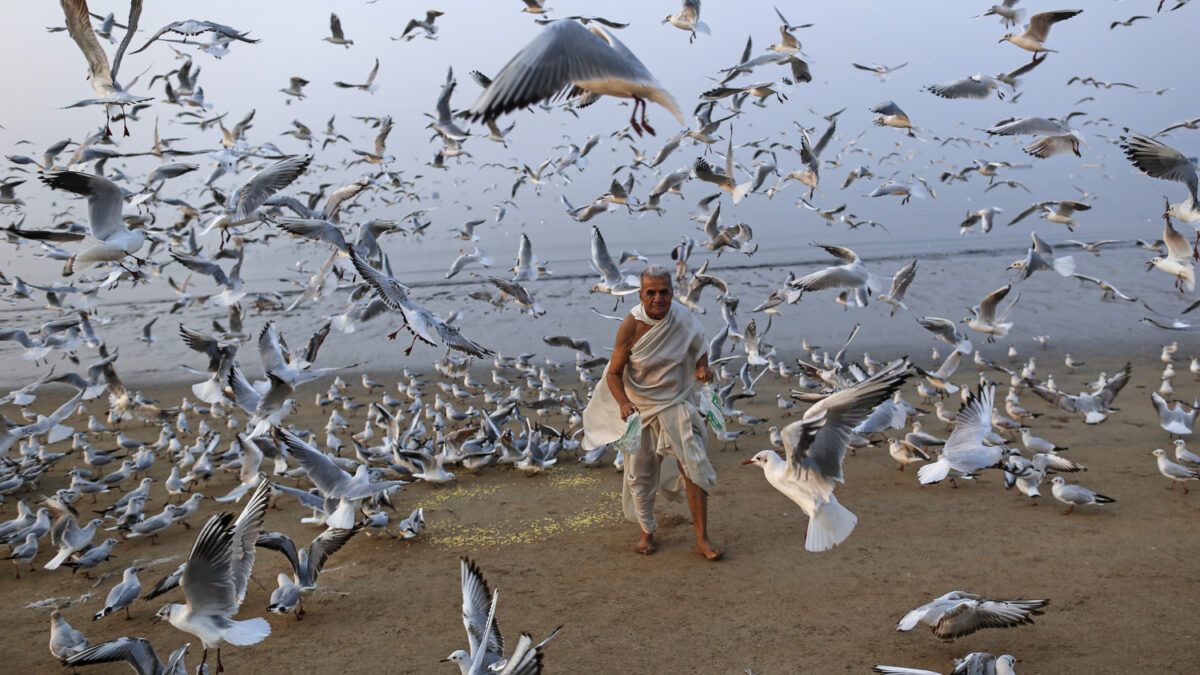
[582,302,716,534]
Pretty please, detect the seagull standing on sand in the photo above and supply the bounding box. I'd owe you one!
[49,610,90,660]
[1050,476,1115,514]
[93,566,141,621]
[465,19,684,136]
[1151,448,1200,492]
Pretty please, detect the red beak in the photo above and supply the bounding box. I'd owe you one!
[742,459,756,465]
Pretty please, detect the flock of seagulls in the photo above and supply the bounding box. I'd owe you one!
[0,0,1197,671]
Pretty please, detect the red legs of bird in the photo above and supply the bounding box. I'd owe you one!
[637,97,656,136]
[627,98,645,136]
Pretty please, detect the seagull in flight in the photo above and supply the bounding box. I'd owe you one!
[154,481,271,673]
[744,361,910,551]
[465,20,684,136]
[39,171,146,277]
[59,0,151,136]
[999,10,1082,54]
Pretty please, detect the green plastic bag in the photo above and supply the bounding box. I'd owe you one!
[613,411,642,455]
[698,384,725,432]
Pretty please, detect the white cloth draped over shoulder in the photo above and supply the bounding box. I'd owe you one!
[583,302,715,526]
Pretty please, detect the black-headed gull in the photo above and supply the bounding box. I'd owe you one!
[256,525,360,614]
[966,285,1018,343]
[93,566,141,621]
[48,610,90,660]
[745,360,910,551]
[1000,10,1082,53]
[39,171,147,276]
[1120,132,1198,209]
[919,386,1006,485]
[466,19,683,136]
[1151,448,1200,492]
[1151,392,1198,435]
[1049,476,1115,514]
[874,652,1018,675]
[153,481,271,673]
[897,591,1049,640]
[64,636,190,675]
[59,0,151,136]
[444,558,562,674]
[1027,363,1132,424]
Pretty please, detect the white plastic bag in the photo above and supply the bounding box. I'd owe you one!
[697,384,725,432]
[612,411,642,455]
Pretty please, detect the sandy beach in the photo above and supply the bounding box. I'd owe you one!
[4,2,1200,673]
[3,334,1198,673]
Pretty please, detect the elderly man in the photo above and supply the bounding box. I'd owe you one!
[583,265,722,559]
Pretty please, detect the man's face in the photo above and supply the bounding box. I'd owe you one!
[639,276,672,320]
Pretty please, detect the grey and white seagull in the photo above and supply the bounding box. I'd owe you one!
[350,250,492,357]
[64,637,190,675]
[897,591,1049,641]
[153,481,271,673]
[59,0,151,136]
[465,19,683,136]
[40,171,146,277]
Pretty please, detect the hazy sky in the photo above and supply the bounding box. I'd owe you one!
[1,1,1197,287]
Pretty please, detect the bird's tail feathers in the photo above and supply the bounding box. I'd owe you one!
[917,458,950,485]
[222,617,271,646]
[1053,255,1076,277]
[732,181,752,204]
[192,377,226,405]
[805,496,857,552]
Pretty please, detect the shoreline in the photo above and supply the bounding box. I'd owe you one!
[0,244,1184,392]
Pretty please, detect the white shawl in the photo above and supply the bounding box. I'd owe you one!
[582,301,706,450]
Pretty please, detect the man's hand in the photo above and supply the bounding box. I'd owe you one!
[619,400,639,420]
[695,363,714,383]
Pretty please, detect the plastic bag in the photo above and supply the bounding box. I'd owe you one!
[612,411,642,455]
[697,384,725,432]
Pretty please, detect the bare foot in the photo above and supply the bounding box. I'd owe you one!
[696,538,723,561]
[634,531,656,555]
